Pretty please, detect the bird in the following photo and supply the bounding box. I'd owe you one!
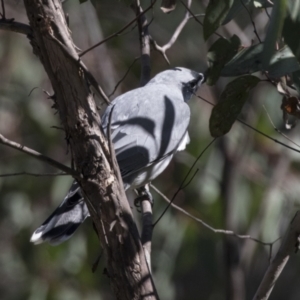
[30,67,205,245]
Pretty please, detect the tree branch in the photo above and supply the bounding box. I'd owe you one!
[253,211,300,300]
[0,18,32,35]
[22,1,158,299]
[150,0,192,65]
[0,133,78,177]
[132,0,151,86]
[0,172,67,177]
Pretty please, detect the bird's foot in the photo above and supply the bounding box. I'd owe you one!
[134,186,154,211]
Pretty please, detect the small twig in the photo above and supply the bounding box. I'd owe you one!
[162,0,192,52]
[27,87,39,97]
[109,57,140,97]
[0,133,78,177]
[151,184,280,248]
[0,172,67,177]
[238,119,300,154]
[132,0,151,86]
[79,0,157,58]
[153,138,216,226]
[264,8,271,19]
[240,0,262,43]
[150,0,192,65]
[253,211,300,300]
[150,37,170,65]
[51,125,65,131]
[0,19,32,35]
[92,249,103,273]
[180,0,223,39]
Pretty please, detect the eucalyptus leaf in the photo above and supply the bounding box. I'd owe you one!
[282,11,300,63]
[203,0,234,40]
[206,35,241,85]
[221,44,263,76]
[268,46,300,77]
[209,75,260,137]
[261,0,287,68]
[221,44,300,77]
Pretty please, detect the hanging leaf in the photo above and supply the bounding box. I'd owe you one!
[221,44,263,76]
[206,35,241,85]
[209,75,260,137]
[203,0,234,40]
[282,11,300,63]
[221,44,300,78]
[267,46,300,77]
[261,0,287,68]
[161,0,176,13]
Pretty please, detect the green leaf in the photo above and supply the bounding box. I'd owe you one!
[209,75,260,137]
[221,44,300,77]
[261,0,287,68]
[203,0,234,40]
[282,9,300,63]
[221,44,263,76]
[267,46,300,77]
[206,35,241,85]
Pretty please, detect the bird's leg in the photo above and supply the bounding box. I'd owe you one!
[134,184,154,209]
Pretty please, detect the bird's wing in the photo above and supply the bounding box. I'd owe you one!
[102,84,190,178]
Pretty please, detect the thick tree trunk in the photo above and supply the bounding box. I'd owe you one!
[23,1,158,299]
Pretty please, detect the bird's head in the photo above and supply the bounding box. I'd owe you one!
[147,67,205,101]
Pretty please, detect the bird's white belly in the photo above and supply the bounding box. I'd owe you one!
[129,154,174,189]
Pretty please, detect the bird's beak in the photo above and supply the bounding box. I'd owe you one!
[197,73,205,86]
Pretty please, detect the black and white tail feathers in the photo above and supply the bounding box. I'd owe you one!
[30,181,89,245]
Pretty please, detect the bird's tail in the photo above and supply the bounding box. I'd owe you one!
[30,181,89,245]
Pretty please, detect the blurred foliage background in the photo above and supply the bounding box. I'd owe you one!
[1,0,300,299]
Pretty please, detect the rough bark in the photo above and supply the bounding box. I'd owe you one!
[22,1,158,299]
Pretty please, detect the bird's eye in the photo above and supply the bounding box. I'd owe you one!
[189,80,198,89]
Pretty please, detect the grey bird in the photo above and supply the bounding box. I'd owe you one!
[30,67,204,245]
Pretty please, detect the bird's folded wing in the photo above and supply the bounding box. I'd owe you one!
[102,84,190,177]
